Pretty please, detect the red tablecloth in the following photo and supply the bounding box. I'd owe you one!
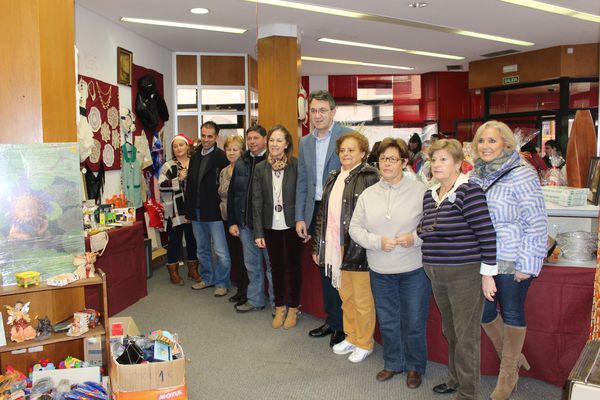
[85,222,148,316]
[298,243,595,387]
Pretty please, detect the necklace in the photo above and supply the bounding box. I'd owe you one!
[96,82,112,109]
[272,170,284,213]
[88,80,96,101]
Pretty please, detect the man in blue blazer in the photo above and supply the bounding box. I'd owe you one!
[295,90,350,347]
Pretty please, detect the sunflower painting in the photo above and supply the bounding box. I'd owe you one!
[0,143,85,286]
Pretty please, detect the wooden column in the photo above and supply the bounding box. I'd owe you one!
[257,34,300,155]
[0,0,76,144]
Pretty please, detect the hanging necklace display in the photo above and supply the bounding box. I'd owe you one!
[88,80,96,101]
[96,82,112,110]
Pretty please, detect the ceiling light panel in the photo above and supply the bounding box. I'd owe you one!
[190,8,209,15]
[120,17,246,34]
[500,0,600,23]
[301,56,414,70]
[243,0,534,46]
[318,37,464,60]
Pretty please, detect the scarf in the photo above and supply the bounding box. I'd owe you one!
[474,150,513,177]
[268,154,287,172]
[324,168,352,289]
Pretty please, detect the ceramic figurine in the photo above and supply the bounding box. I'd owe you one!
[35,316,53,341]
[66,312,89,337]
[73,252,97,279]
[5,301,37,343]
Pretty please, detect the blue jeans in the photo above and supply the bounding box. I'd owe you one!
[191,211,231,288]
[370,268,431,374]
[239,226,273,307]
[482,273,532,326]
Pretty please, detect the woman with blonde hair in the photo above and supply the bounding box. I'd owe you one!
[312,131,380,363]
[471,120,547,400]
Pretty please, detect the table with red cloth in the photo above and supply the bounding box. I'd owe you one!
[85,221,148,316]
[298,243,595,387]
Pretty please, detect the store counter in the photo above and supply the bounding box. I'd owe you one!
[85,222,148,316]
[298,245,595,387]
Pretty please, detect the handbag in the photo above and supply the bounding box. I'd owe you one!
[89,231,109,256]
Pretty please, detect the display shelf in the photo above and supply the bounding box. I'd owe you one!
[0,275,103,296]
[546,201,600,218]
[0,325,105,353]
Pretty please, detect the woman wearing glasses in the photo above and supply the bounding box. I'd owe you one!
[470,121,546,400]
[312,131,380,363]
[418,139,497,400]
[349,138,429,388]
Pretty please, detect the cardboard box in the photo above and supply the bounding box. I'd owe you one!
[84,336,104,367]
[109,317,187,399]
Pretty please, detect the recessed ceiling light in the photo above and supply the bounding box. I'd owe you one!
[120,17,246,34]
[318,37,464,60]
[190,8,209,15]
[408,2,428,8]
[243,0,533,46]
[500,0,600,23]
[301,56,414,70]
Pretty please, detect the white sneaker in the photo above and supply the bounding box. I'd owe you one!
[332,339,356,355]
[348,347,373,363]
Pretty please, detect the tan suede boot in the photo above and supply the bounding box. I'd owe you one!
[490,325,528,400]
[482,315,530,371]
[272,306,287,329]
[283,307,298,330]
[186,260,201,282]
[167,263,184,286]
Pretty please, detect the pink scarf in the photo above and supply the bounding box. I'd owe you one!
[324,168,352,289]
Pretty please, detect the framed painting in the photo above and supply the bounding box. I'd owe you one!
[586,156,600,205]
[117,47,133,86]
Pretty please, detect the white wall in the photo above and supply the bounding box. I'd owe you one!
[75,5,173,199]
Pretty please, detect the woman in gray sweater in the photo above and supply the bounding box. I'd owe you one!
[349,137,430,389]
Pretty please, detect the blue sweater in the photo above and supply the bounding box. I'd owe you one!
[470,151,547,276]
[418,174,497,267]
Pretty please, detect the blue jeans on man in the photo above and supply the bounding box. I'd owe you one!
[239,226,274,308]
[482,273,532,326]
[191,210,231,289]
[370,267,431,374]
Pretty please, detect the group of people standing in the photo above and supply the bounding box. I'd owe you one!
[159,90,547,400]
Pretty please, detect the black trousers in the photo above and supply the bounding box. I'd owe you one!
[226,231,248,298]
[264,228,303,308]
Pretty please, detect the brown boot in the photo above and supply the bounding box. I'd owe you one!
[167,263,184,286]
[283,307,298,329]
[272,306,287,329]
[186,260,201,282]
[490,325,528,400]
[482,315,530,371]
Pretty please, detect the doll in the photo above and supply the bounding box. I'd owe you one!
[5,301,37,343]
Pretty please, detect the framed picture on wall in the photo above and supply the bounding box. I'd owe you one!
[586,157,600,205]
[117,47,133,86]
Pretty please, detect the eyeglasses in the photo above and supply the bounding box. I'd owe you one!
[417,209,439,233]
[309,108,331,115]
[378,156,402,164]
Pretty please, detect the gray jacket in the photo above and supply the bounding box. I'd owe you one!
[252,157,298,239]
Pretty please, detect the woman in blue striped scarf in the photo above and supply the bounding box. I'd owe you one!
[470,120,547,400]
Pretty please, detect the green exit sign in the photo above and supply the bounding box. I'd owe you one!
[503,75,520,85]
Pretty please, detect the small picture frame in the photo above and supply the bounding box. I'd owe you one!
[586,157,600,205]
[117,47,133,86]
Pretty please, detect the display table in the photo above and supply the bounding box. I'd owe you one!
[85,222,147,316]
[298,244,595,387]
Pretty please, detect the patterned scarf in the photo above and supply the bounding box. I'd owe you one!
[474,150,513,177]
[268,154,287,171]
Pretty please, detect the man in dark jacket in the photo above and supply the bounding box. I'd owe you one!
[227,125,273,313]
[185,121,231,296]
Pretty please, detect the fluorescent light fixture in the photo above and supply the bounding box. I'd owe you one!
[318,37,464,60]
[500,0,600,23]
[243,0,366,18]
[301,56,414,70]
[244,0,533,46]
[190,8,209,15]
[120,17,246,34]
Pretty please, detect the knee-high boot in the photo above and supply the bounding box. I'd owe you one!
[186,260,201,282]
[482,315,530,370]
[490,325,527,400]
[167,263,184,286]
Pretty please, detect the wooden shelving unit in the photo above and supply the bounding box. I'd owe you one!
[0,269,110,374]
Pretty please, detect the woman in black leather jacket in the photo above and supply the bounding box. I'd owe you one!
[312,131,380,363]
